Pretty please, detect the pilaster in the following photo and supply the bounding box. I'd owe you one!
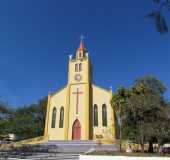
[44,94,51,137]
[110,90,116,140]
[64,84,70,140]
[84,83,90,139]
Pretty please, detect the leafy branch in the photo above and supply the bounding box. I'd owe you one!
[146,0,170,33]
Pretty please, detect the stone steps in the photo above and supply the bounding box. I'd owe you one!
[41,140,97,153]
[7,140,118,159]
[29,153,79,160]
[46,140,97,145]
[8,153,79,160]
[42,140,118,153]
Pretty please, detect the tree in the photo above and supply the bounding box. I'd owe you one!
[127,90,165,152]
[0,101,14,138]
[148,101,170,152]
[111,86,130,151]
[125,76,168,152]
[134,75,166,96]
[146,0,170,33]
[11,97,47,140]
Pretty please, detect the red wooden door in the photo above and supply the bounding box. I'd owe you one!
[72,119,81,140]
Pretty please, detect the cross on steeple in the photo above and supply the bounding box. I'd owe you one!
[80,35,84,41]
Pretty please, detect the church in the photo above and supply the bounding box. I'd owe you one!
[44,39,116,143]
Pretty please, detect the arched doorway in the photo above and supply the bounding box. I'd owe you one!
[72,119,81,140]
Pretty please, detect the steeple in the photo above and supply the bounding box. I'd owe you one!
[76,36,87,60]
[77,38,86,51]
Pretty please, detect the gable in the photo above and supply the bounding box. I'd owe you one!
[50,86,67,109]
[92,84,112,107]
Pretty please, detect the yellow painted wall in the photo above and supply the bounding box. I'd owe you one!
[47,87,67,140]
[67,84,89,140]
[92,85,116,141]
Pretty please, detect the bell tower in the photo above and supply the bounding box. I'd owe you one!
[65,38,92,140]
[68,38,92,85]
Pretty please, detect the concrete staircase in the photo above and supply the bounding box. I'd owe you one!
[6,140,118,160]
[8,153,79,160]
[43,140,118,153]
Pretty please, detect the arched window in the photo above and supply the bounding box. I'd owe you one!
[93,104,98,127]
[79,63,82,71]
[75,64,78,72]
[102,104,107,126]
[59,107,64,128]
[51,107,57,128]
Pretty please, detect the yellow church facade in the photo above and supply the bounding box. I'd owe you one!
[44,40,116,143]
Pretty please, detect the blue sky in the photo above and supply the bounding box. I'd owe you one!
[0,0,170,107]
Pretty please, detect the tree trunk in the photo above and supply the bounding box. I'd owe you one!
[157,140,163,154]
[139,120,144,152]
[119,115,122,152]
[148,141,154,153]
[118,104,122,152]
[140,142,144,153]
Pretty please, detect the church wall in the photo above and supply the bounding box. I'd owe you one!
[92,85,115,141]
[47,87,67,140]
[68,83,89,140]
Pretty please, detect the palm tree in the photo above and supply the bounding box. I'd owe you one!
[111,86,129,151]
